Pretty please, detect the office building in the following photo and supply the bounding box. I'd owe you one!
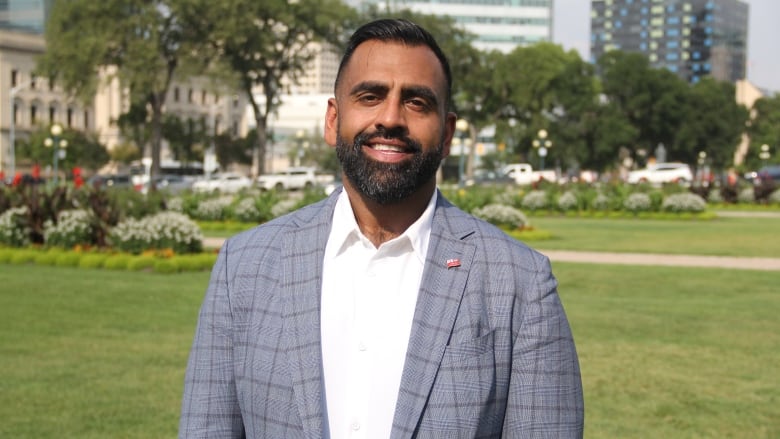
[0,0,53,33]
[352,0,554,53]
[591,0,749,84]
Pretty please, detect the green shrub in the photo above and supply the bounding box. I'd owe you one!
[0,206,31,247]
[55,253,81,267]
[78,254,109,269]
[35,249,65,265]
[0,248,15,262]
[153,259,179,274]
[9,250,38,264]
[126,256,156,271]
[103,254,133,270]
[472,204,529,230]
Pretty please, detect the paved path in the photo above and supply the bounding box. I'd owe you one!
[203,237,780,271]
[536,250,780,271]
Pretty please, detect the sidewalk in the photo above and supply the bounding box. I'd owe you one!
[203,237,780,271]
[537,250,780,271]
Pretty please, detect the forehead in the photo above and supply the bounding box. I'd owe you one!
[337,40,448,99]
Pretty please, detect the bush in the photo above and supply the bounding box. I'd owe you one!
[624,193,652,213]
[662,193,707,213]
[737,187,755,204]
[126,256,156,271]
[556,191,579,211]
[110,212,203,254]
[591,193,611,211]
[472,204,529,230]
[521,190,549,211]
[43,209,95,249]
[233,197,261,223]
[192,196,233,221]
[55,252,81,267]
[769,189,780,205]
[0,206,31,247]
[271,199,299,218]
[153,259,179,274]
[9,250,38,264]
[103,254,133,270]
[35,249,65,265]
[78,254,109,269]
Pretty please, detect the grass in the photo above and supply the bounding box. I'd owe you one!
[0,265,208,438]
[2,213,779,438]
[558,263,780,438]
[529,216,779,257]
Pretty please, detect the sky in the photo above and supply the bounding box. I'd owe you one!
[552,0,779,94]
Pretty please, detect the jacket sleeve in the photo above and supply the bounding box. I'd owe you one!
[503,255,584,437]
[179,243,245,438]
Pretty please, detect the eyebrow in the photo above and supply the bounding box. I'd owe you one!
[349,81,440,108]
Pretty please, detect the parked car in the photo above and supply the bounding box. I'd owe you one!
[87,174,134,189]
[626,162,693,185]
[465,169,516,187]
[140,174,195,194]
[745,165,780,186]
[256,167,335,191]
[501,163,557,185]
[192,172,253,193]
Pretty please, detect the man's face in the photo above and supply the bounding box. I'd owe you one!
[325,40,456,204]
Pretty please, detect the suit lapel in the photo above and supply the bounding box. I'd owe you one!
[280,196,337,439]
[390,198,477,438]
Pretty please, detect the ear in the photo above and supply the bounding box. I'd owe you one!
[324,98,338,147]
[441,112,457,158]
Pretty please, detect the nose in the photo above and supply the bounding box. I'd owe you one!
[374,96,407,131]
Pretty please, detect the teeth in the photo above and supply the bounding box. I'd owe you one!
[372,144,404,152]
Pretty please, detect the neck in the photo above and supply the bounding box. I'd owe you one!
[342,179,435,248]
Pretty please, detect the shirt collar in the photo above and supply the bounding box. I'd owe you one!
[325,188,437,264]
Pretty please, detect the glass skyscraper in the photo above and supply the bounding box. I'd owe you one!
[353,0,554,53]
[0,0,53,33]
[590,0,748,84]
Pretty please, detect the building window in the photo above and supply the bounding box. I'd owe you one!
[50,106,56,122]
[202,90,207,105]
[188,88,194,103]
[30,75,37,90]
[67,108,74,127]
[84,111,89,129]
[31,105,38,124]
[11,70,18,87]
[174,87,180,102]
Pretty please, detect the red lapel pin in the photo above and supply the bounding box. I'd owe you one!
[446,258,461,269]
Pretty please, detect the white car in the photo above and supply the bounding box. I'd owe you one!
[192,172,253,193]
[627,163,693,185]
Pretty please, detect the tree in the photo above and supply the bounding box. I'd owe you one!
[181,0,356,177]
[747,94,780,168]
[38,0,204,183]
[161,114,207,165]
[676,78,748,170]
[597,51,689,163]
[18,126,110,173]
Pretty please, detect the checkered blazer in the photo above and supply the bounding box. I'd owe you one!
[179,189,584,438]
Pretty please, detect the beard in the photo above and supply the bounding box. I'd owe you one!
[336,126,445,205]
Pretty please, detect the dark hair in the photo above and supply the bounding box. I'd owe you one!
[335,18,452,105]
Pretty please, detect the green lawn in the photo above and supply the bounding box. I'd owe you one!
[1,255,778,437]
[530,216,779,257]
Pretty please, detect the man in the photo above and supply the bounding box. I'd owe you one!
[180,18,583,438]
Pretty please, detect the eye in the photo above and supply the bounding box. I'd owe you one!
[406,98,431,111]
[357,93,381,105]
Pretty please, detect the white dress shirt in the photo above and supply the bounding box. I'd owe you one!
[321,189,436,439]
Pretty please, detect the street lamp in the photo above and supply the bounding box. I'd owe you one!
[455,119,469,187]
[294,130,305,166]
[759,144,771,166]
[7,80,33,178]
[531,129,552,170]
[44,123,68,185]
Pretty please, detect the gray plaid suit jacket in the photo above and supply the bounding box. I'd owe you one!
[179,189,584,438]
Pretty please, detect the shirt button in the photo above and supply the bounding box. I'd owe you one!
[358,342,367,351]
[351,422,361,431]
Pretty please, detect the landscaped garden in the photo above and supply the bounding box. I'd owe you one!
[1,181,779,437]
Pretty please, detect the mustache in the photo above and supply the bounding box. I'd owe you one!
[353,127,422,153]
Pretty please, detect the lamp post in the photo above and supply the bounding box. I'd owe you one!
[455,119,469,187]
[532,129,552,170]
[44,123,68,185]
[7,80,33,178]
[295,130,305,167]
[759,144,771,167]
